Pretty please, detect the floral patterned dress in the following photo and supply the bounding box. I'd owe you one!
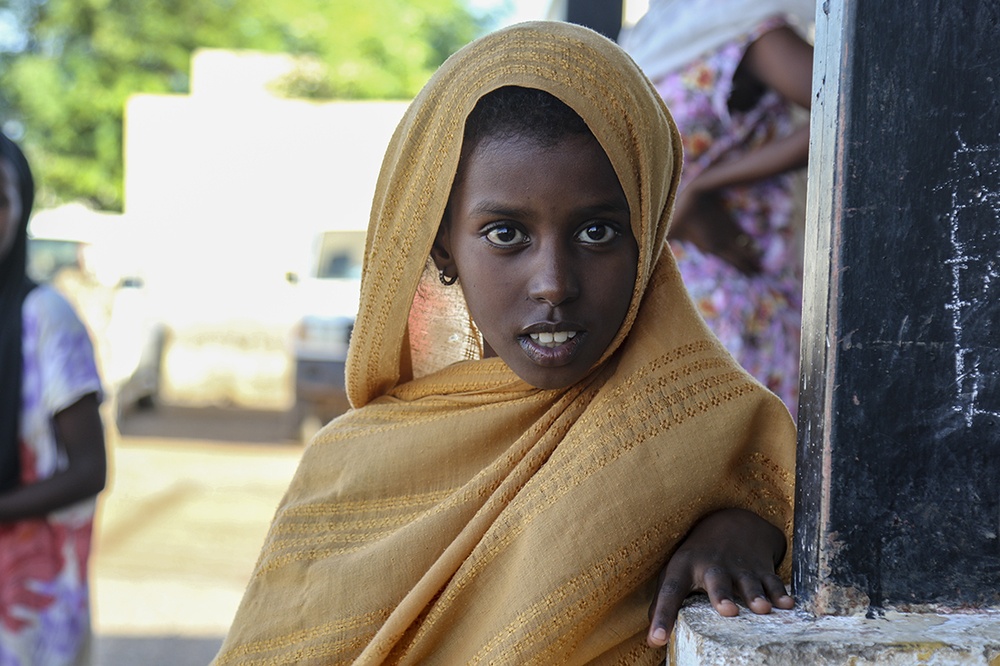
[656,18,804,414]
[1,285,103,666]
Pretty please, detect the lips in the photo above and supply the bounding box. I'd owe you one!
[518,324,585,366]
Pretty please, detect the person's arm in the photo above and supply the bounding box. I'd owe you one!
[0,392,106,522]
[686,25,813,195]
[669,26,813,274]
[646,508,792,647]
[683,125,809,197]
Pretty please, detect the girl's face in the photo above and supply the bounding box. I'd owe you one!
[433,133,638,390]
[0,158,23,263]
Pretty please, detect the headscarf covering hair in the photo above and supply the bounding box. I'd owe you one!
[618,0,816,84]
[0,131,37,493]
[214,21,794,665]
[347,18,683,406]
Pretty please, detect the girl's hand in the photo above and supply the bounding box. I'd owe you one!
[646,508,793,647]
[668,188,762,276]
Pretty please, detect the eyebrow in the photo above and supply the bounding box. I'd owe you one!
[469,199,630,217]
[469,201,530,217]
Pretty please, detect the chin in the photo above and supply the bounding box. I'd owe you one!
[516,367,588,391]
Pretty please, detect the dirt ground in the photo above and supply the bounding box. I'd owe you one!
[90,404,304,665]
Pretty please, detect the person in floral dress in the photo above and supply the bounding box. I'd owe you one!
[620,0,814,414]
[0,132,106,666]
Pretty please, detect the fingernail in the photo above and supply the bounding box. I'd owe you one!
[652,627,668,644]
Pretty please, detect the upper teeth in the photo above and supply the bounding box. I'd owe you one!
[529,331,578,346]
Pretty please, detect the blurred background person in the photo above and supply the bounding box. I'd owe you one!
[620,0,815,415]
[0,131,107,665]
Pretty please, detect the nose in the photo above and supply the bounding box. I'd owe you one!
[527,244,580,307]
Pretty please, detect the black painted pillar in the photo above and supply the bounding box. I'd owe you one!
[794,0,1000,615]
[559,0,623,41]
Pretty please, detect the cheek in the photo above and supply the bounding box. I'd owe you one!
[593,257,638,332]
[455,257,522,344]
[0,216,14,256]
[601,279,634,321]
[0,203,20,250]
[461,271,509,323]
[454,244,510,295]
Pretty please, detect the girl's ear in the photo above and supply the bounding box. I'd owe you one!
[430,223,455,274]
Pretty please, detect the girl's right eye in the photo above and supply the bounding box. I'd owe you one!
[484,224,527,246]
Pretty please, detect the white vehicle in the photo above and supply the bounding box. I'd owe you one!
[27,206,167,421]
[287,230,364,439]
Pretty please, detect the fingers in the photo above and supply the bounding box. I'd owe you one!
[733,568,772,615]
[709,567,796,617]
[762,573,795,609]
[647,569,692,647]
[646,568,793,650]
[702,566,740,617]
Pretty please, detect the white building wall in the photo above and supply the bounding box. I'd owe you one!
[123,50,409,407]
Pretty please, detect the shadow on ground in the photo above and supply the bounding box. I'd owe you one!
[117,404,300,444]
[94,635,223,666]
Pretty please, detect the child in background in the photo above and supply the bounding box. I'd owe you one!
[620,0,814,415]
[214,21,796,664]
[0,132,107,665]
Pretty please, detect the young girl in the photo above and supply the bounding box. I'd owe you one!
[0,132,107,665]
[214,21,795,664]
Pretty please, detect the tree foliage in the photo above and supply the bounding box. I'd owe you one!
[0,0,491,210]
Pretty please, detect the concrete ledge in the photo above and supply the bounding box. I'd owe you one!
[671,598,1000,665]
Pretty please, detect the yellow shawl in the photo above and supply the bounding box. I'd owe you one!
[214,21,795,666]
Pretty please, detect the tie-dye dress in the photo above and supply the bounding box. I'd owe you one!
[1,285,103,666]
[654,18,804,415]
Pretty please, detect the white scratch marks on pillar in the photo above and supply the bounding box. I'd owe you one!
[940,132,1000,426]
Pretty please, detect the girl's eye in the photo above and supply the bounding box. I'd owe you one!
[577,223,619,244]
[485,224,527,246]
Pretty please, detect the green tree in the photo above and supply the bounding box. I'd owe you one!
[0,0,491,210]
